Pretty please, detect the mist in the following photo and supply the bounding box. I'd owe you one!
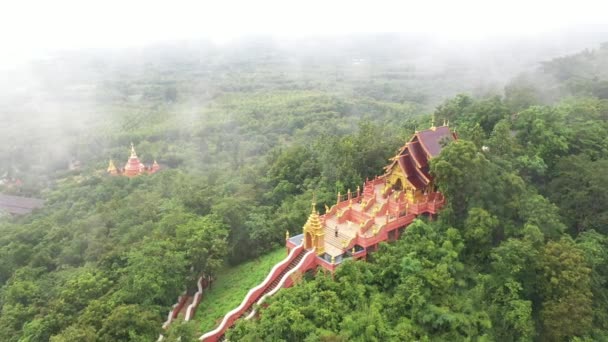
[3,3,608,341]
[2,0,608,194]
[2,30,608,194]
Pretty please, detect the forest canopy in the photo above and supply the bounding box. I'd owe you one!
[1,39,607,341]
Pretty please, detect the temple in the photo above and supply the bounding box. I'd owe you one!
[286,124,456,272]
[107,143,160,177]
[199,124,456,341]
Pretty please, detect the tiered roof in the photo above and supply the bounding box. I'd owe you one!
[304,203,323,232]
[124,144,146,177]
[386,125,456,190]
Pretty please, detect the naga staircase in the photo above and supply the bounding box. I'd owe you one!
[199,245,317,342]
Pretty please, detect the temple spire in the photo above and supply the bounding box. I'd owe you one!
[431,114,436,131]
[130,142,137,158]
[107,142,160,177]
[302,194,324,254]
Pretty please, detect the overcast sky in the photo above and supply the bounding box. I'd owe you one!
[1,0,607,65]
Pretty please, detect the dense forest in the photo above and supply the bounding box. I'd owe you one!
[0,38,607,341]
[228,46,608,341]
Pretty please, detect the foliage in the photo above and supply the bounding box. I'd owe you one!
[229,45,608,340]
[1,41,608,341]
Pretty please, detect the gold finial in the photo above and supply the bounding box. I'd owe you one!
[286,230,290,240]
[331,255,335,264]
[130,142,137,157]
[443,118,447,126]
[431,114,436,131]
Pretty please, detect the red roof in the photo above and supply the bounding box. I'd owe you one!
[416,126,455,157]
[407,141,428,168]
[398,154,425,188]
[0,194,44,215]
[386,125,456,190]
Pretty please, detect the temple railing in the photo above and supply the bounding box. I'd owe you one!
[358,218,376,235]
[382,186,393,198]
[244,248,317,320]
[185,276,211,321]
[162,293,188,329]
[376,202,388,216]
[327,199,351,216]
[362,196,376,212]
[199,244,304,342]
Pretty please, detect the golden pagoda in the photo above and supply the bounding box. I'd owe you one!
[106,143,161,177]
[302,201,325,254]
[107,160,118,175]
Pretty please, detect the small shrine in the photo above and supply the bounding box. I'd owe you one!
[107,143,160,177]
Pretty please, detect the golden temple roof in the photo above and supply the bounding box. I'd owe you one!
[304,201,323,233]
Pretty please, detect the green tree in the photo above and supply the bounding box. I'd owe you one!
[576,231,608,333]
[98,304,161,342]
[175,214,228,293]
[49,324,96,342]
[463,208,498,261]
[538,238,593,341]
[117,238,188,306]
[548,155,608,234]
[163,321,198,342]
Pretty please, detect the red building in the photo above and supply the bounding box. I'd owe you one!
[199,124,457,342]
[286,124,456,272]
[107,143,160,177]
[0,194,44,216]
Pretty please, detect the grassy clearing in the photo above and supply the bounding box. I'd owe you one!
[194,248,288,333]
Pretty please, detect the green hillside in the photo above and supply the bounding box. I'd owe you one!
[0,39,607,341]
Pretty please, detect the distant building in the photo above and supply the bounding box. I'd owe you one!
[0,194,44,216]
[107,143,160,177]
[0,178,22,189]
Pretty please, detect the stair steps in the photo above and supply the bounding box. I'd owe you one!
[239,249,305,318]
